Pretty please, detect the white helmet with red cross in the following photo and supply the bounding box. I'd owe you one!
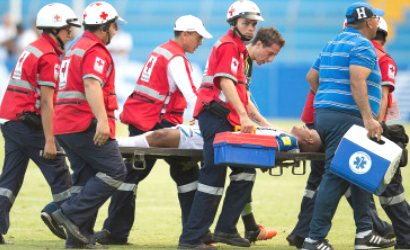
[226,0,264,24]
[378,17,388,35]
[36,3,81,29]
[83,1,126,26]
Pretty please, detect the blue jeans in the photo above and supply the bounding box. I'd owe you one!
[308,109,372,239]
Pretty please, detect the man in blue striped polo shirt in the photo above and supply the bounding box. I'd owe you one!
[301,3,395,250]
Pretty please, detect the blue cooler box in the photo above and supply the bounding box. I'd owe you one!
[213,132,277,168]
[330,125,402,195]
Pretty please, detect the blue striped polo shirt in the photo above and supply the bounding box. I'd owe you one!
[312,27,382,117]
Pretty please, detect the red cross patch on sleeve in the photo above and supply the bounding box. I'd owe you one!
[94,57,105,74]
[231,57,239,75]
[54,64,60,81]
[388,64,395,79]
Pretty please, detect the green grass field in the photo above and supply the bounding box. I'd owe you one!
[2,120,409,250]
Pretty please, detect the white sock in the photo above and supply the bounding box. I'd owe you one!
[117,135,150,147]
[356,230,372,238]
[305,238,318,243]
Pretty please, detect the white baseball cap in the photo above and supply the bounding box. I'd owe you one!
[174,15,212,39]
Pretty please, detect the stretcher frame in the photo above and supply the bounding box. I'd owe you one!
[44,147,325,176]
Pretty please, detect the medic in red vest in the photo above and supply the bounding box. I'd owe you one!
[120,15,212,132]
[0,3,81,244]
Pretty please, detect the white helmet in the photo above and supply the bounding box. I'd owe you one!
[226,0,264,24]
[378,17,388,35]
[36,3,81,29]
[83,1,126,26]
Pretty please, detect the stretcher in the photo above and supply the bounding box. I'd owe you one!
[42,147,325,176]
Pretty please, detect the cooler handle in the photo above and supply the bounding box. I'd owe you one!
[234,125,256,134]
[368,136,386,145]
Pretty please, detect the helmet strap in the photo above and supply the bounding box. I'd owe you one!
[233,26,252,42]
[100,22,112,45]
[50,29,65,50]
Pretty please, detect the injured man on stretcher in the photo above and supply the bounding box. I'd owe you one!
[117,124,323,153]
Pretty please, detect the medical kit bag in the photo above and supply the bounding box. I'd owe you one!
[213,131,277,168]
[330,124,402,195]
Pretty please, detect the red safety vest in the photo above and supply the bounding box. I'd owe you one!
[120,40,195,131]
[0,36,58,120]
[373,41,397,121]
[193,32,248,126]
[301,90,315,125]
[53,33,118,139]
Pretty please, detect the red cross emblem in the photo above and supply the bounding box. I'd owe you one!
[61,62,68,75]
[18,54,26,66]
[233,60,238,67]
[228,6,235,16]
[54,14,61,22]
[91,2,103,7]
[83,12,87,19]
[100,11,108,20]
[97,59,104,67]
[146,58,154,72]
[48,4,54,6]
[390,66,395,73]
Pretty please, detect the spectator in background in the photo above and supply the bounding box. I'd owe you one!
[107,29,133,64]
[0,13,17,72]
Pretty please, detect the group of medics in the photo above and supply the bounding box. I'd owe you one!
[0,0,408,250]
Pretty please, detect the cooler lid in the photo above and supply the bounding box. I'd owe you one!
[213,132,277,148]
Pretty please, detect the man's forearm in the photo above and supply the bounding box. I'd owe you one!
[220,78,247,116]
[247,101,271,126]
[84,78,108,122]
[351,80,373,121]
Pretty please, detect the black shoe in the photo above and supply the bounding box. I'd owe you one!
[244,228,260,243]
[52,209,88,245]
[41,211,67,240]
[0,234,13,245]
[94,229,132,245]
[355,231,395,250]
[65,244,108,249]
[177,242,217,250]
[287,234,305,249]
[213,231,250,247]
[302,239,335,250]
[380,229,396,240]
[201,231,215,244]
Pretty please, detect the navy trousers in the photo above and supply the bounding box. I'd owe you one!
[179,110,256,245]
[0,121,71,234]
[308,109,372,239]
[56,129,126,244]
[103,120,199,240]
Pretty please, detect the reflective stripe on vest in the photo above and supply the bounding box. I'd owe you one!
[134,84,167,101]
[8,78,35,92]
[57,91,87,101]
[153,46,173,60]
[66,48,86,57]
[25,45,44,58]
[201,76,214,85]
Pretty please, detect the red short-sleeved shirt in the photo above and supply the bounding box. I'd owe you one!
[37,33,63,89]
[82,36,113,86]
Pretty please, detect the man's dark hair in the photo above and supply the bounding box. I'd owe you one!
[174,30,183,38]
[251,26,285,48]
[374,29,387,41]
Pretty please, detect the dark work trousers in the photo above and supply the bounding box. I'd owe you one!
[0,120,71,235]
[377,168,410,249]
[56,128,126,244]
[308,109,372,239]
[103,119,199,240]
[290,123,393,239]
[179,110,256,245]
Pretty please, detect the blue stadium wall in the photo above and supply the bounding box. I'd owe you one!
[1,0,409,120]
